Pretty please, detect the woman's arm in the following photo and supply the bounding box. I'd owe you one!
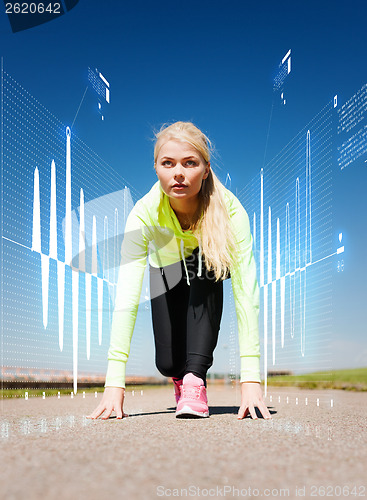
[228,193,271,419]
[228,194,261,382]
[104,204,148,388]
[87,203,149,419]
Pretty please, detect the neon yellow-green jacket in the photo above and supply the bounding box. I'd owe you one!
[105,180,261,388]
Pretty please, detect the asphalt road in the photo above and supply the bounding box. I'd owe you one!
[0,385,366,500]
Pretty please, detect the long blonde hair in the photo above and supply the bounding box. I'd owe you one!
[153,121,240,282]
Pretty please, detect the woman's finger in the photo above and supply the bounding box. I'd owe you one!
[237,405,249,420]
[101,407,113,420]
[249,404,258,420]
[119,411,129,419]
[237,405,244,419]
[115,406,125,419]
[86,404,106,419]
[258,400,272,419]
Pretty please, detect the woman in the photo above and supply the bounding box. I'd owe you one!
[87,121,271,420]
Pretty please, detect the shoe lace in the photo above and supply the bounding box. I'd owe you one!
[182,385,202,399]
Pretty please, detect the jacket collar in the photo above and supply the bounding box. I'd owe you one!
[157,181,202,285]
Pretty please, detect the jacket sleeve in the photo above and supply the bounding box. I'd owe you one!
[228,195,261,383]
[104,202,148,389]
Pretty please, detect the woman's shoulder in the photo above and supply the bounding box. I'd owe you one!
[131,180,162,215]
[136,180,161,204]
[221,185,234,204]
[221,185,247,216]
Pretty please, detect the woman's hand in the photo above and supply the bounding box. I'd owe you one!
[237,381,272,420]
[86,387,128,420]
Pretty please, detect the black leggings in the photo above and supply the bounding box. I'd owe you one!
[149,246,228,388]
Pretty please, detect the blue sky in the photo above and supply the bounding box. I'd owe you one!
[1,0,366,377]
[1,0,366,189]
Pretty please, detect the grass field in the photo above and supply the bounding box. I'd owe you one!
[0,384,167,400]
[266,367,367,391]
[1,367,366,399]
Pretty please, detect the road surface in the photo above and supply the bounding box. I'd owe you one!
[0,385,366,499]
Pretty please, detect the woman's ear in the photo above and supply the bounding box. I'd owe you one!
[203,162,211,179]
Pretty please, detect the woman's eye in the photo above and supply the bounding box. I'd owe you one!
[161,160,197,166]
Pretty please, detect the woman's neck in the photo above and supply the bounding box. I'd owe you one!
[169,197,199,217]
[169,197,201,230]
[173,210,193,230]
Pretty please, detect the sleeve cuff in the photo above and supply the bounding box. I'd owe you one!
[240,356,261,383]
[104,359,126,389]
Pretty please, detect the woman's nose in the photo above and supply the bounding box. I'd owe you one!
[174,164,185,178]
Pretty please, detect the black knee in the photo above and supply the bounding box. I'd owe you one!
[155,358,184,378]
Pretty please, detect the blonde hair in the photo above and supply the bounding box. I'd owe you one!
[153,121,240,282]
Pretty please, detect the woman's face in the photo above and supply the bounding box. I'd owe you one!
[155,139,210,204]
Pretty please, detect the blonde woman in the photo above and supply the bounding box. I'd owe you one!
[87,121,271,420]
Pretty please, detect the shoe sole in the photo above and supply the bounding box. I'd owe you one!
[175,404,209,418]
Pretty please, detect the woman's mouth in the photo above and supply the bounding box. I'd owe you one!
[173,184,187,189]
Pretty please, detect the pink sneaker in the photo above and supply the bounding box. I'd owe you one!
[175,373,209,418]
[172,377,183,404]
